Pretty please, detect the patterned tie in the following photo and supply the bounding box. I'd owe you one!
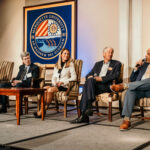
[145,65,150,79]
[20,67,27,80]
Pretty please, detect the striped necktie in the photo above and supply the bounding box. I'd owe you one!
[20,67,27,80]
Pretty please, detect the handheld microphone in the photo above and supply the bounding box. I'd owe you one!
[135,58,146,67]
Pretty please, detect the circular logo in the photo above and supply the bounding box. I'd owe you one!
[30,12,67,60]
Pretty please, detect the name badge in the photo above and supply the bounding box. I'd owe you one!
[108,67,113,71]
[26,73,32,78]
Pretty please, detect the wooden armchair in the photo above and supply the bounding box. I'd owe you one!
[24,63,46,114]
[0,61,14,82]
[135,98,150,120]
[53,59,83,118]
[95,64,124,121]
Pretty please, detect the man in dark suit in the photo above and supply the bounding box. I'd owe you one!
[0,52,39,113]
[71,47,122,123]
[111,48,150,130]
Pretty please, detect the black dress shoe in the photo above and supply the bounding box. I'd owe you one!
[33,112,41,118]
[70,115,89,124]
[85,108,93,116]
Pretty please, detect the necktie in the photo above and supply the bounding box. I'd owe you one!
[20,67,27,80]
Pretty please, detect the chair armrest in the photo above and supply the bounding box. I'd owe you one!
[64,80,79,96]
[31,78,45,88]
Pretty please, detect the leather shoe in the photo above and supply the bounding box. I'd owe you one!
[120,120,131,131]
[111,84,125,92]
[70,115,89,124]
[33,112,41,118]
[85,108,93,116]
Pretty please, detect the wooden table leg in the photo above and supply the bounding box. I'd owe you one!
[16,93,21,125]
[41,93,44,120]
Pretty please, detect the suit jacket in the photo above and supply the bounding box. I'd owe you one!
[130,62,150,82]
[86,60,122,85]
[14,63,39,87]
[52,62,77,88]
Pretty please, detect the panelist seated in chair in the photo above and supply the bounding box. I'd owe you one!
[111,48,150,130]
[71,47,121,124]
[0,52,39,113]
[34,48,77,118]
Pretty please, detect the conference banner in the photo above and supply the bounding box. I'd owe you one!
[24,0,76,68]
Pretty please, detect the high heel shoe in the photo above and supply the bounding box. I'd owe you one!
[33,111,46,118]
[33,112,41,118]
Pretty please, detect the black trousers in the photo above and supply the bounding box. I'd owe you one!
[0,82,29,112]
[80,78,111,113]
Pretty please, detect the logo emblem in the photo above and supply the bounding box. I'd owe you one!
[30,12,67,60]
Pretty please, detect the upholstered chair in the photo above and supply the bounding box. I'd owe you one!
[94,64,124,121]
[0,61,14,82]
[53,59,83,118]
[24,63,46,114]
[95,64,124,121]
[135,98,150,120]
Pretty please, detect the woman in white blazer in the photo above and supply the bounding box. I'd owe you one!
[34,48,77,118]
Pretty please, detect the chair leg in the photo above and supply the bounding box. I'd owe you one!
[64,101,67,118]
[6,96,10,108]
[76,100,81,117]
[119,99,122,117]
[140,106,144,120]
[95,101,99,113]
[55,100,59,112]
[24,97,28,114]
[108,101,112,122]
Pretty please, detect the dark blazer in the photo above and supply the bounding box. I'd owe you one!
[130,62,150,82]
[14,63,39,87]
[86,60,122,85]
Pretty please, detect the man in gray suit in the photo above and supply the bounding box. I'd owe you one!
[112,48,150,130]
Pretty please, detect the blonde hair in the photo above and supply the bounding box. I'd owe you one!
[55,48,72,69]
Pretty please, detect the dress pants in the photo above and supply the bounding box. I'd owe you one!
[80,78,111,113]
[122,78,150,117]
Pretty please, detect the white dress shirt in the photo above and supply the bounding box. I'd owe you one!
[99,61,110,77]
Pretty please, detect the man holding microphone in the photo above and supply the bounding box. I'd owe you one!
[111,48,150,130]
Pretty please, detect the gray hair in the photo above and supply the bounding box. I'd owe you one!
[103,47,114,53]
[20,52,30,60]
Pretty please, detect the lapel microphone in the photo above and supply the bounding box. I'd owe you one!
[135,58,146,67]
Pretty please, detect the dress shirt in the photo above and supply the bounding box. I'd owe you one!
[99,61,110,77]
[23,66,30,80]
[141,64,150,80]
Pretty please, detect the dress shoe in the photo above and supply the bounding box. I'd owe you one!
[110,84,125,92]
[120,120,131,131]
[33,112,41,118]
[70,115,89,124]
[85,108,93,116]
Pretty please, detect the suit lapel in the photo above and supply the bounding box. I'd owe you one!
[97,61,103,75]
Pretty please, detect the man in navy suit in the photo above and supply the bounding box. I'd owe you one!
[116,48,150,130]
[0,52,39,113]
[71,47,122,123]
